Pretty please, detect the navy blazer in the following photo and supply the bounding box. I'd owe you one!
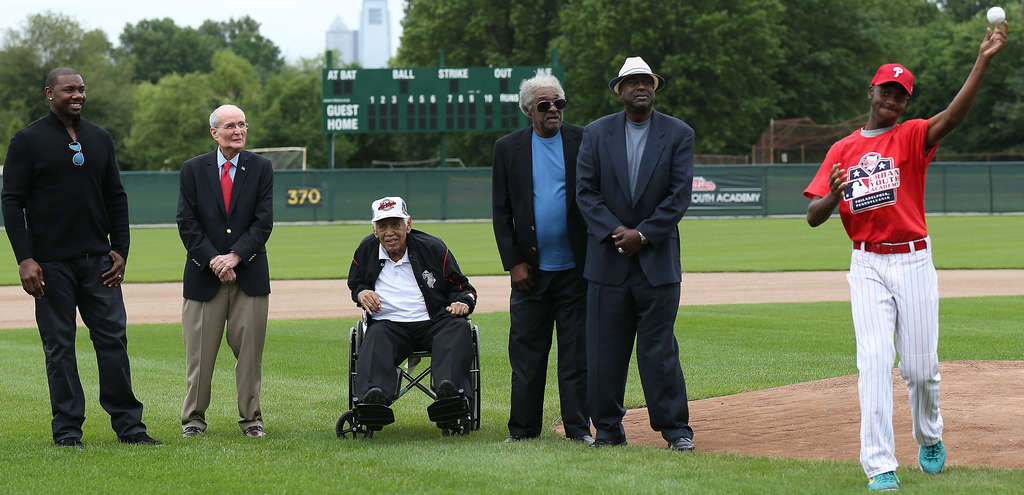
[576,110,694,286]
[491,123,586,271]
[176,150,274,301]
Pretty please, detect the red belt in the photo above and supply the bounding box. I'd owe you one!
[853,239,928,254]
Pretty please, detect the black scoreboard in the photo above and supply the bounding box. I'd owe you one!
[321,66,564,134]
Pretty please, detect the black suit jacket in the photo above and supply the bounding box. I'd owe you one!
[491,123,586,271]
[176,149,274,301]
[576,111,694,286]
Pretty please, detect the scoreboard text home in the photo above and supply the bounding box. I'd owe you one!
[321,66,565,134]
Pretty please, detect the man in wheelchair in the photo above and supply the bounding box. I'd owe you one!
[347,196,478,433]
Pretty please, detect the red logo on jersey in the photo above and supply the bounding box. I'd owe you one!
[843,152,900,213]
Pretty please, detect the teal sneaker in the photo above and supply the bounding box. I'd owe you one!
[919,439,946,473]
[867,471,900,491]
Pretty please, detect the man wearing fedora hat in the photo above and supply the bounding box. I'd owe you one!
[576,56,696,451]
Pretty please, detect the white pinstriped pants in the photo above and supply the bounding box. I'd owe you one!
[847,237,943,478]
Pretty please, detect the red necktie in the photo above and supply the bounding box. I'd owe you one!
[221,161,233,213]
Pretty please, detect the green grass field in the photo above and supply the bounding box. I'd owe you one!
[1,216,1021,493]
[1,297,1021,494]
[1,215,1021,284]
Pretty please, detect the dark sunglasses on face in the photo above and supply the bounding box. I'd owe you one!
[536,99,567,112]
[69,141,84,166]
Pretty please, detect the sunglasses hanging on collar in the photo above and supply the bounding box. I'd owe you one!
[68,141,84,166]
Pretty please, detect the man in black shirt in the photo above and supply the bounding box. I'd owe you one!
[1,67,160,447]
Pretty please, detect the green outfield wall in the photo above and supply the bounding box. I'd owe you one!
[2,163,1020,225]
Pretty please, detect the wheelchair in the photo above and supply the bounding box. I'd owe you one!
[336,311,481,438]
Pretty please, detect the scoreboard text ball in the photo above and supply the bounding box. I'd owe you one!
[321,66,564,134]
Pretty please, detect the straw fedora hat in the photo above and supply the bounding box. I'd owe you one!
[608,56,666,94]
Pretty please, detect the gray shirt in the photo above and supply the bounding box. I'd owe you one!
[625,117,651,199]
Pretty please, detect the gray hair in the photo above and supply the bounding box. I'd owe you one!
[518,74,564,116]
[209,104,244,128]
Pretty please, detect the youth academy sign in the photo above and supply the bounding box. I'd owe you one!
[689,173,763,213]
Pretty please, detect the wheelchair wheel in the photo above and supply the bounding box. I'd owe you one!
[440,420,471,437]
[336,410,374,439]
[336,411,354,438]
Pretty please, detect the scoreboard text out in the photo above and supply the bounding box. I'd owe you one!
[321,66,564,134]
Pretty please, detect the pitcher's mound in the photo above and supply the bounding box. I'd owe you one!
[556,361,1024,469]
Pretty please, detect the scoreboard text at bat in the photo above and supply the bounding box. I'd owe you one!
[321,66,564,134]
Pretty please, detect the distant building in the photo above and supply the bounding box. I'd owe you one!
[325,0,392,68]
[359,0,391,68]
[326,16,358,66]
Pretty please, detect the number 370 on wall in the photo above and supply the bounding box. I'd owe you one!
[286,188,322,206]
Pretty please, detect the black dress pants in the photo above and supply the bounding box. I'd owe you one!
[355,317,474,402]
[507,268,588,439]
[35,255,146,442]
[586,258,692,443]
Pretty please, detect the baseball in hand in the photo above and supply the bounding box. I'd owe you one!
[987,6,1005,25]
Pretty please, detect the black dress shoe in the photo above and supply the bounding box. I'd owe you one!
[55,438,84,448]
[588,438,627,448]
[503,435,535,443]
[668,436,695,451]
[569,434,595,445]
[117,432,163,446]
[362,387,388,405]
[435,379,462,398]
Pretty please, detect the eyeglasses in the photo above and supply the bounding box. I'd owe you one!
[68,141,84,166]
[219,122,248,130]
[536,99,567,112]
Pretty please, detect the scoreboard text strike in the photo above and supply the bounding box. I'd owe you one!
[321,66,564,134]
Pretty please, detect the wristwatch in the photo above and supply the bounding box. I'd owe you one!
[637,231,648,246]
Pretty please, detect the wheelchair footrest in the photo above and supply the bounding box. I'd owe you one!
[427,396,470,424]
[354,404,395,427]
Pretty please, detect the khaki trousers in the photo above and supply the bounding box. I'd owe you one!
[181,284,269,431]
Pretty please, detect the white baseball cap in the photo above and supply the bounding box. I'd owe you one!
[371,196,410,223]
[608,56,665,94]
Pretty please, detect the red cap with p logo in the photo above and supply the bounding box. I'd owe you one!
[871,63,914,95]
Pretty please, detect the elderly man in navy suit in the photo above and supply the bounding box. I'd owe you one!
[176,104,274,439]
[492,73,590,445]
[576,57,695,451]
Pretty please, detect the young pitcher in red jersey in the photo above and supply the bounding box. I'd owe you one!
[804,21,1009,493]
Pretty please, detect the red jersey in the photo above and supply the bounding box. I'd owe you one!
[803,119,937,243]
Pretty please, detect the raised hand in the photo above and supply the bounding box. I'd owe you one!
[980,21,1009,59]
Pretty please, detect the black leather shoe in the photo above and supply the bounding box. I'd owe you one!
[503,435,535,443]
[117,432,163,446]
[569,434,595,446]
[55,438,84,449]
[362,387,388,405]
[588,438,627,448]
[435,379,462,398]
[668,436,695,451]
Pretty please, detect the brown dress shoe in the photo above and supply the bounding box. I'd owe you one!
[182,426,204,438]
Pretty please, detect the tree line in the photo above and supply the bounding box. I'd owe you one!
[1,1,1020,171]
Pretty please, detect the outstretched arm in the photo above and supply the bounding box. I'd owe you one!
[926,21,1009,149]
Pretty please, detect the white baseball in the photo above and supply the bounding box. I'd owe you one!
[987,6,1005,25]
